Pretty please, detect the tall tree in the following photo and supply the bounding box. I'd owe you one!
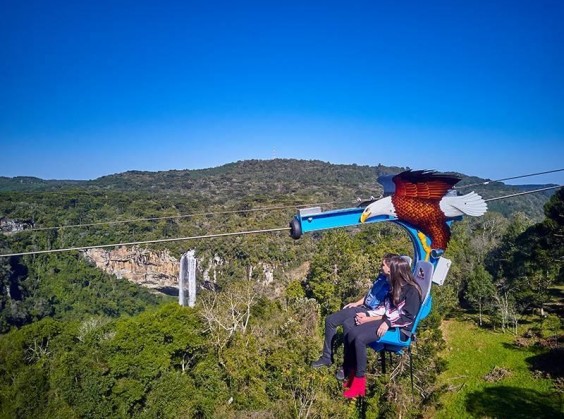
[486,189,563,323]
[466,265,496,326]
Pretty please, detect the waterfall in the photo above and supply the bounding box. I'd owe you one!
[178,250,197,307]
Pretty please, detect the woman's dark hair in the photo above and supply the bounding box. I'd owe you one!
[382,253,399,266]
[388,256,422,305]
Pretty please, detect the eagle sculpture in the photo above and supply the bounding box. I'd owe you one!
[360,170,487,251]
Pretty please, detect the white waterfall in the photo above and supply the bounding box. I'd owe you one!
[178,250,197,307]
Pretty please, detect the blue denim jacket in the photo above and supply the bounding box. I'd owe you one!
[363,274,389,309]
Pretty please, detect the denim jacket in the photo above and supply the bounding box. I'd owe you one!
[363,274,390,309]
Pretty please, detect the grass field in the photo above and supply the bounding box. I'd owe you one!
[432,319,563,418]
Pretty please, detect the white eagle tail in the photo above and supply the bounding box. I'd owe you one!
[440,192,487,217]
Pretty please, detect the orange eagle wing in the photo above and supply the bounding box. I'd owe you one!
[392,170,460,200]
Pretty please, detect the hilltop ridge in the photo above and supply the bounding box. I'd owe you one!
[0,159,556,219]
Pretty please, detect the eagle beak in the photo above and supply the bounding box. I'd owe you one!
[360,210,370,223]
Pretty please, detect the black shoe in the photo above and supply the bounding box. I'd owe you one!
[335,368,345,381]
[311,357,332,368]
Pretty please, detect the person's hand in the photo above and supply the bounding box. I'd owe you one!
[355,312,367,325]
[377,322,389,337]
[344,301,359,309]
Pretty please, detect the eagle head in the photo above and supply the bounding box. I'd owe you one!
[360,196,397,223]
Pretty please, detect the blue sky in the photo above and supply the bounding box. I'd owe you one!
[1,0,563,184]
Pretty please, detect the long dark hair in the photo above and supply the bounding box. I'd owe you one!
[382,253,399,267]
[388,256,422,306]
[382,253,399,272]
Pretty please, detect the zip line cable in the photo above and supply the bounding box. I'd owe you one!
[0,228,291,258]
[0,184,560,258]
[353,169,563,202]
[455,168,564,189]
[25,200,347,232]
[483,185,561,202]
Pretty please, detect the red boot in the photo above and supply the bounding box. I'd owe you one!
[343,376,366,398]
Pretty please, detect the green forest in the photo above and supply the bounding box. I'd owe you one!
[0,160,562,418]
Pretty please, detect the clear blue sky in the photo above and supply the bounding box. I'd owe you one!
[1,0,563,185]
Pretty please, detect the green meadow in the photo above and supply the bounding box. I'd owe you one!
[434,319,562,418]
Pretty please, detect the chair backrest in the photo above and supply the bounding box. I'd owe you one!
[408,260,434,336]
[413,260,433,307]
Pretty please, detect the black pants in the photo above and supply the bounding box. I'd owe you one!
[343,319,386,377]
[320,306,368,361]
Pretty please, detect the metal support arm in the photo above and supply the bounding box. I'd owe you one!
[289,206,456,265]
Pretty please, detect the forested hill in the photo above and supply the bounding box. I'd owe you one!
[1,160,399,197]
[0,159,557,219]
[0,176,85,191]
[94,160,398,199]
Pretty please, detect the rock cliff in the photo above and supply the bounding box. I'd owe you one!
[83,246,179,289]
[0,217,34,234]
[83,246,282,293]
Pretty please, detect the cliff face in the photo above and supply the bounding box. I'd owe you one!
[82,247,279,291]
[1,217,34,234]
[84,247,179,289]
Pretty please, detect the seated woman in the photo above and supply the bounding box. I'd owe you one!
[310,253,398,368]
[341,255,422,398]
